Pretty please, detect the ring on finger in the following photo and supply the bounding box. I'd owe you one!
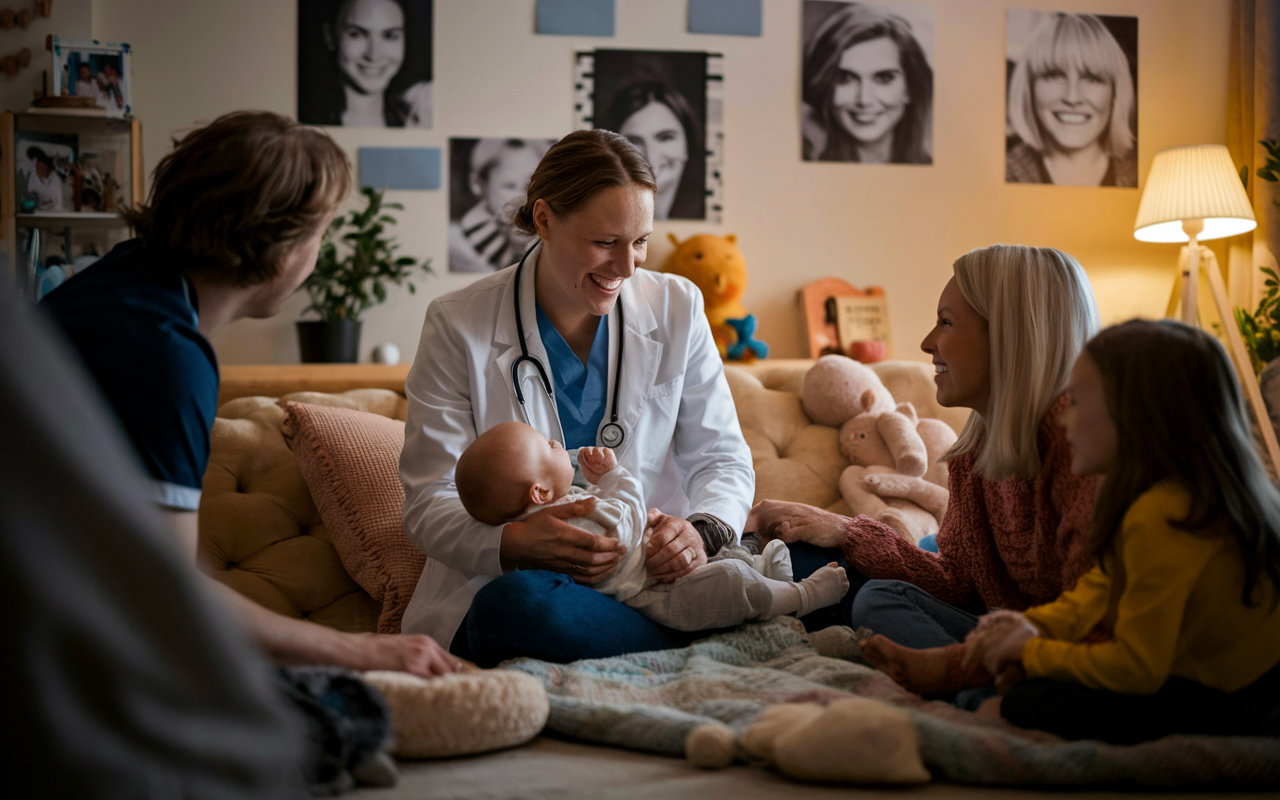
[571,563,582,571]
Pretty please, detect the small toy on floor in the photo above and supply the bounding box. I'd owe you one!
[685,697,930,784]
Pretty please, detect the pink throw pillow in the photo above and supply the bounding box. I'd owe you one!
[282,401,425,634]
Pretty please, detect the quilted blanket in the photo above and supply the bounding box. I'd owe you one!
[504,618,1280,788]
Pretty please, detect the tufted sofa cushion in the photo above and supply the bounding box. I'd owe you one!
[200,360,965,634]
[199,389,406,632]
[725,360,969,515]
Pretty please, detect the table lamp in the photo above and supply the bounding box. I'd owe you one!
[1132,143,1278,469]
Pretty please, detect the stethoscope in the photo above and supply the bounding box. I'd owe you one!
[510,242,627,449]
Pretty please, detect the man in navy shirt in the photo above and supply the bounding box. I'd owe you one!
[45,111,459,678]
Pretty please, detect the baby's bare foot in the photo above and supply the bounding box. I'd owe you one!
[861,637,977,695]
[796,562,849,616]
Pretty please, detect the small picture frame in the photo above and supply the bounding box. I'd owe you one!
[15,132,79,213]
[52,37,132,118]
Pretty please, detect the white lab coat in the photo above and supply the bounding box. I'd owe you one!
[398,242,755,646]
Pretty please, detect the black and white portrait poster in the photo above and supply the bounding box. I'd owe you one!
[298,0,433,128]
[1005,10,1138,187]
[448,138,555,273]
[801,1,934,165]
[574,49,723,222]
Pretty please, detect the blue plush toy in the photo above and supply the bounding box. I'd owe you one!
[725,315,769,362]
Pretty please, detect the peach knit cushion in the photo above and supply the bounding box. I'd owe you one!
[282,401,425,634]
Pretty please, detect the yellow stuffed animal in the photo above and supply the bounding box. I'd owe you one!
[662,233,749,358]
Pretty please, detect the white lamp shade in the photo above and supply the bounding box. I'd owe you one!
[1133,144,1257,242]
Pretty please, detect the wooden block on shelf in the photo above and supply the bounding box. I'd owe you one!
[797,278,887,359]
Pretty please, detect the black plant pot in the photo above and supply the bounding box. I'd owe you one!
[297,319,362,363]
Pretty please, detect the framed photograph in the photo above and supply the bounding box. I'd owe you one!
[52,37,132,118]
[298,0,434,128]
[1005,10,1138,187]
[574,49,724,222]
[78,142,125,213]
[15,132,78,213]
[801,1,934,165]
[448,137,554,273]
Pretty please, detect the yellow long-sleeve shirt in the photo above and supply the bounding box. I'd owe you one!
[1021,481,1280,695]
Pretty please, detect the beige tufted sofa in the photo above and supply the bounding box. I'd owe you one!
[199,360,968,633]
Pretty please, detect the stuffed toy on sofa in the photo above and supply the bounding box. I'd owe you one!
[800,355,956,543]
[838,401,956,544]
[662,232,767,361]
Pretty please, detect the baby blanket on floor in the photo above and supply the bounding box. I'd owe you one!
[504,618,1280,788]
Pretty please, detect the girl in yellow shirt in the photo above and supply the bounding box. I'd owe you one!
[969,319,1280,744]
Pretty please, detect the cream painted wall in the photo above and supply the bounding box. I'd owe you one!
[90,0,1232,364]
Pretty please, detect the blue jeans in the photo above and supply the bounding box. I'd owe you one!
[787,542,870,632]
[848,579,981,648]
[849,579,994,708]
[451,571,696,667]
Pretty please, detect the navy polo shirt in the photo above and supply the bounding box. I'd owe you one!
[42,239,219,510]
[535,303,609,450]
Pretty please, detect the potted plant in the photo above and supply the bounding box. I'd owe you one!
[298,186,432,363]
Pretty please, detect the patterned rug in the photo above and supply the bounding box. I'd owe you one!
[504,618,1280,788]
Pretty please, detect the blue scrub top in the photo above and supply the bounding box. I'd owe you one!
[535,303,609,449]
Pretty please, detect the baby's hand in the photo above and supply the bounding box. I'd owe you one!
[578,446,617,485]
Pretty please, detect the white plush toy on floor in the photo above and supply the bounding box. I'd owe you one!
[684,697,931,784]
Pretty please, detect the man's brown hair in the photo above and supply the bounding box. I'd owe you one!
[123,111,351,285]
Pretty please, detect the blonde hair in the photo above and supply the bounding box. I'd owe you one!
[946,245,1100,480]
[1006,13,1135,158]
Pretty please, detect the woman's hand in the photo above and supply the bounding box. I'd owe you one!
[644,509,707,583]
[746,499,852,549]
[499,497,625,585]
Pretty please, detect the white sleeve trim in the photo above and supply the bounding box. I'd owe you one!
[148,479,202,511]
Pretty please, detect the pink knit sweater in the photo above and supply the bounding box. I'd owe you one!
[842,395,1102,612]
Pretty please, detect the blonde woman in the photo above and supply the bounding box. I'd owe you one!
[749,245,1101,697]
[1005,13,1136,186]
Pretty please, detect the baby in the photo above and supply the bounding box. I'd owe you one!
[456,421,848,631]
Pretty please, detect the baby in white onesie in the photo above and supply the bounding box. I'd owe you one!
[455,421,848,632]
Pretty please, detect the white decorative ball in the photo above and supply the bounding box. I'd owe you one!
[372,342,401,365]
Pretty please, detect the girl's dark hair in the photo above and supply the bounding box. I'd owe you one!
[512,129,656,235]
[802,3,933,164]
[122,111,351,286]
[299,0,433,127]
[1086,319,1280,606]
[602,81,704,217]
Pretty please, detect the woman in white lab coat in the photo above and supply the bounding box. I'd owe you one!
[399,130,754,666]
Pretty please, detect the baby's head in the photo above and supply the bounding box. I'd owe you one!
[456,421,575,525]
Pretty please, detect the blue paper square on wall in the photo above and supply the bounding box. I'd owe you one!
[537,0,615,37]
[689,0,762,36]
[358,147,441,191]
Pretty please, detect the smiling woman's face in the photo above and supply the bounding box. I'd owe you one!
[830,36,910,152]
[336,0,405,95]
[1033,65,1113,152]
[619,101,688,197]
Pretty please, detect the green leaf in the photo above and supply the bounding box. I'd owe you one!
[298,185,432,321]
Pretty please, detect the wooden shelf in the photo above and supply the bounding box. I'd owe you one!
[16,212,127,228]
[0,111,142,289]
